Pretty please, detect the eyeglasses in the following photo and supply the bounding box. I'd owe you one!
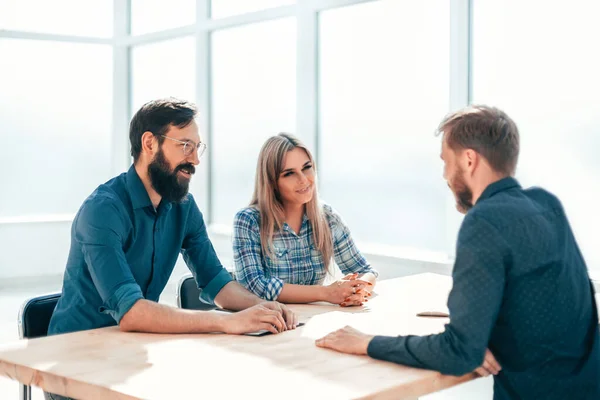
[160,135,207,158]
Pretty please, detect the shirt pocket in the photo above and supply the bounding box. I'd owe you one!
[274,246,289,259]
[268,245,292,282]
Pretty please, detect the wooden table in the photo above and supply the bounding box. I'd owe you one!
[0,273,476,399]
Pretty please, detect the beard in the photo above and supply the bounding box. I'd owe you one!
[147,147,195,203]
[448,169,473,214]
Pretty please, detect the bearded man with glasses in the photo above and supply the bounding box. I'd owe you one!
[44,98,297,400]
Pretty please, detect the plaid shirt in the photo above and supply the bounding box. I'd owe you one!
[233,204,377,300]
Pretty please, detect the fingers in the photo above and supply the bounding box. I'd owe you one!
[266,311,286,332]
[257,303,299,331]
[270,303,297,330]
[340,292,370,307]
[339,281,371,298]
[316,332,339,349]
[340,294,365,307]
[255,308,285,332]
[354,287,372,298]
[342,273,358,280]
[259,322,279,335]
[281,306,295,329]
[282,305,298,329]
[275,311,288,331]
[340,280,372,295]
[483,358,501,375]
[482,360,495,376]
[315,335,329,348]
[341,279,370,288]
[351,279,372,287]
[315,327,351,352]
[485,349,502,374]
[475,350,501,376]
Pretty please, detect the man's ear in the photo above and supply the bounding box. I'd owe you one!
[141,131,157,156]
[463,149,479,176]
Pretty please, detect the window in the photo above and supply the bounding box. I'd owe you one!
[472,0,600,272]
[211,0,295,19]
[131,37,197,113]
[211,18,296,225]
[131,0,196,36]
[319,1,451,254]
[0,0,112,37]
[0,39,113,216]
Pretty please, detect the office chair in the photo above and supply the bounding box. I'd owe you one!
[17,293,61,400]
[176,275,217,311]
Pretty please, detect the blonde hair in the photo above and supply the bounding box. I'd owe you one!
[250,133,334,271]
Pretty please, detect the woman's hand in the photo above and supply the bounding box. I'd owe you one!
[325,273,372,306]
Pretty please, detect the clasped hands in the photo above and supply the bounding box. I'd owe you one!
[325,273,373,307]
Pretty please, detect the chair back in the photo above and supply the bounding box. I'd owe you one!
[176,275,217,311]
[18,293,61,339]
[17,292,60,400]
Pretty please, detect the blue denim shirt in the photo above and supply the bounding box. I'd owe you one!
[48,166,232,335]
[367,177,600,400]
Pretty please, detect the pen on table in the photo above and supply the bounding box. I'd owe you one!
[416,311,450,318]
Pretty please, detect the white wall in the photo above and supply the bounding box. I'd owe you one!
[0,219,452,286]
[0,221,71,281]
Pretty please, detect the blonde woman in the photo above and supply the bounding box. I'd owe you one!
[233,133,377,306]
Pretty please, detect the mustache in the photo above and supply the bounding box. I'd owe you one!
[175,163,196,175]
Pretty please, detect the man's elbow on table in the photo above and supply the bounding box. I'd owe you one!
[118,300,144,332]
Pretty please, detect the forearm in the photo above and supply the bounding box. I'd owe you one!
[367,331,485,376]
[119,299,226,334]
[214,281,263,311]
[277,283,328,304]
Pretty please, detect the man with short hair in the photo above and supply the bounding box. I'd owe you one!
[316,105,600,399]
[45,98,298,400]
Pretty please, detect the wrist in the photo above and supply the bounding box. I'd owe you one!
[212,312,230,333]
[252,296,266,307]
[362,335,375,355]
[318,285,332,302]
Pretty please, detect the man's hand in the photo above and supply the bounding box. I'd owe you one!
[475,349,502,377]
[315,325,374,355]
[326,273,372,306]
[260,301,299,330]
[221,304,288,335]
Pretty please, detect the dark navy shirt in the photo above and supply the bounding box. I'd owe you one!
[48,166,232,335]
[368,177,600,399]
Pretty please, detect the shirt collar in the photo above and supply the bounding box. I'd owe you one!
[302,213,309,225]
[282,213,310,235]
[477,176,521,204]
[126,165,153,210]
[299,213,310,234]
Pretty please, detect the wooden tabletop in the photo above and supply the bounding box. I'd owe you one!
[0,273,476,400]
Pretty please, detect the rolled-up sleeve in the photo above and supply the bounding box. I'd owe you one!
[75,199,144,323]
[232,209,284,301]
[326,205,378,277]
[181,197,232,305]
